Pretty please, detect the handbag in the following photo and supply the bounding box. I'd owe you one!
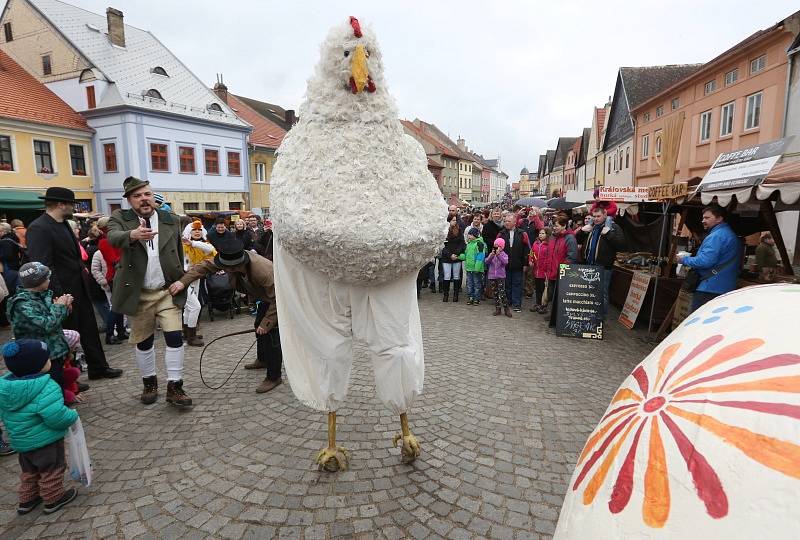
[66,417,92,486]
[683,255,738,293]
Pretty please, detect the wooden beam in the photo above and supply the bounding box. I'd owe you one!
[665,208,688,277]
[760,200,794,275]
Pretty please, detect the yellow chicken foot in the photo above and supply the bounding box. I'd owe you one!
[392,413,421,464]
[316,411,348,472]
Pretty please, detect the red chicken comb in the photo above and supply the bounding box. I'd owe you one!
[349,16,362,38]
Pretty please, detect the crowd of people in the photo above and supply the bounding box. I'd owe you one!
[0,175,768,516]
[423,201,625,326]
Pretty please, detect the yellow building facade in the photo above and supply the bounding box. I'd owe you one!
[249,147,277,212]
[0,118,95,211]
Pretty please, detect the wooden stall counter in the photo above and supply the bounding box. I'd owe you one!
[609,265,683,328]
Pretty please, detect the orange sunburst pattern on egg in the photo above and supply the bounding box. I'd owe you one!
[572,335,800,528]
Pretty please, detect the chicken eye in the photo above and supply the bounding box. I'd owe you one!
[365,50,370,58]
[344,50,350,58]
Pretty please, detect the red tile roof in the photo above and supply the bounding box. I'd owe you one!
[595,107,607,148]
[226,93,286,149]
[401,120,461,159]
[0,50,92,132]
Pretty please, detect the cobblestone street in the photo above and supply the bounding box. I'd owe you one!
[1,291,655,540]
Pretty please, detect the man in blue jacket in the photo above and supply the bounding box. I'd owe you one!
[677,204,741,313]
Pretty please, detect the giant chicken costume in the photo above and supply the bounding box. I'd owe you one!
[270,17,448,471]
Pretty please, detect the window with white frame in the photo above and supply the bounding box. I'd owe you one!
[254,162,266,182]
[750,55,766,75]
[34,140,54,173]
[699,110,712,142]
[641,134,649,158]
[724,68,738,86]
[656,105,664,117]
[745,92,762,130]
[671,97,680,110]
[704,80,716,95]
[643,112,650,122]
[655,132,662,156]
[0,135,13,170]
[720,102,735,136]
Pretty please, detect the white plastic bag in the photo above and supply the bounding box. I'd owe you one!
[66,417,92,486]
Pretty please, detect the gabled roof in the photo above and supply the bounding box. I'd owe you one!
[483,158,499,169]
[578,127,591,166]
[594,107,607,148]
[545,150,556,173]
[26,0,247,128]
[413,119,473,161]
[619,64,703,111]
[401,119,461,159]
[233,95,295,131]
[427,157,443,169]
[225,93,286,149]
[0,49,91,132]
[553,137,579,168]
[537,154,547,176]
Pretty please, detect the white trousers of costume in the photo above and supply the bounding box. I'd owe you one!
[273,241,424,415]
[183,279,201,327]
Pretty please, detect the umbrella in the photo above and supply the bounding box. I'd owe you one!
[516,197,548,208]
[547,197,584,211]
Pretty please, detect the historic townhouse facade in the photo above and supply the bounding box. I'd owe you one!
[0,49,95,212]
[634,11,800,186]
[602,64,701,187]
[0,0,251,214]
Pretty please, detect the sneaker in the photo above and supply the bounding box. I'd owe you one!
[0,439,15,456]
[17,496,42,515]
[43,488,77,514]
[466,298,474,305]
[513,306,522,312]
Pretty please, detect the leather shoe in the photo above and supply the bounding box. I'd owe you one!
[255,378,282,393]
[77,382,90,392]
[244,360,267,370]
[88,367,123,380]
[105,335,121,345]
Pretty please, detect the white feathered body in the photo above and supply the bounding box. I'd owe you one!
[270,20,448,284]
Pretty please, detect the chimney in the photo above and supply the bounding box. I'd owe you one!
[456,136,466,151]
[285,109,295,127]
[106,7,125,47]
[212,74,228,104]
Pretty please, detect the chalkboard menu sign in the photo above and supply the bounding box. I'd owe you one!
[555,264,604,339]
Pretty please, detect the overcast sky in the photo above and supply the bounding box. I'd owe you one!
[5,0,798,181]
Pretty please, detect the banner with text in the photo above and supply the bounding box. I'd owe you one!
[698,137,793,192]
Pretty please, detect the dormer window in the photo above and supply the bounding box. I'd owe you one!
[144,89,164,101]
[151,66,168,76]
[207,103,223,112]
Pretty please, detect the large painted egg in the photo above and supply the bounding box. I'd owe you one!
[555,284,800,539]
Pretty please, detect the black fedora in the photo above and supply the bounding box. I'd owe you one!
[39,187,77,204]
[214,237,249,267]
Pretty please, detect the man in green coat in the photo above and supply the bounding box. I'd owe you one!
[106,177,191,408]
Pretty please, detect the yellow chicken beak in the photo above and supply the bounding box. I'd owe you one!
[350,45,369,93]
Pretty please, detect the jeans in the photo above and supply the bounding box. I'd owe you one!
[505,269,523,308]
[534,277,546,305]
[466,271,483,300]
[93,296,125,338]
[442,262,462,281]
[601,266,613,317]
[691,291,721,313]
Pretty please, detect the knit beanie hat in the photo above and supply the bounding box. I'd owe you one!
[18,261,51,288]
[493,237,505,249]
[2,339,50,377]
[467,227,480,239]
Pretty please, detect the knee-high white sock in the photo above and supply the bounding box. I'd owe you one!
[135,347,156,378]
[164,346,184,382]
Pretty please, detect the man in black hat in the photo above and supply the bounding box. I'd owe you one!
[169,237,282,394]
[26,187,123,381]
[106,177,191,408]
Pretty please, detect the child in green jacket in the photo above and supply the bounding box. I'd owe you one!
[0,339,79,515]
[459,228,487,305]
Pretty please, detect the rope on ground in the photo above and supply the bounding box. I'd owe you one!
[198,329,257,390]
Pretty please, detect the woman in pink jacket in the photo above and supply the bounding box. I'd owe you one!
[529,228,554,313]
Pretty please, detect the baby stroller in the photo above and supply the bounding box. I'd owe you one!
[202,271,240,321]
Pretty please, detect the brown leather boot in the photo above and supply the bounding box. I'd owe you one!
[244,360,267,370]
[186,327,204,347]
[504,306,513,318]
[166,380,193,408]
[494,307,501,316]
[255,378,282,393]
[141,376,158,405]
